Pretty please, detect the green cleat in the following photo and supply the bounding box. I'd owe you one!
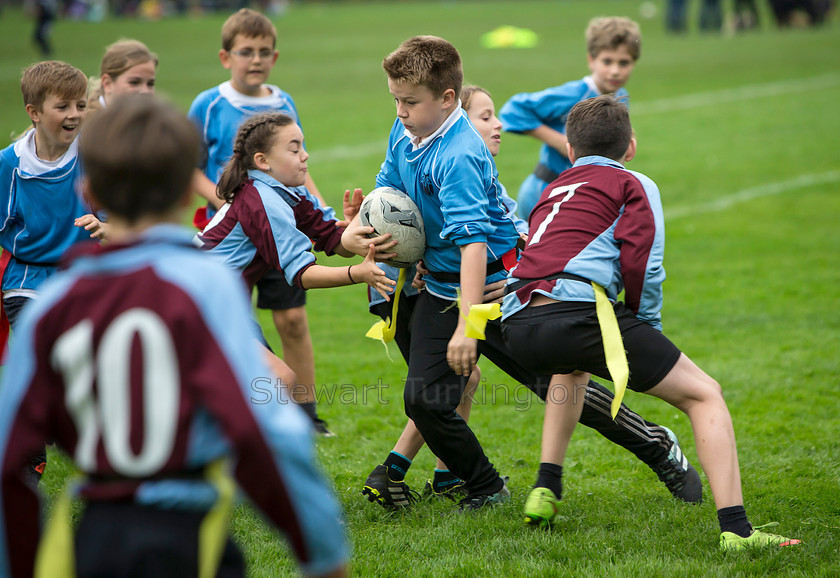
[720,523,801,552]
[523,487,561,528]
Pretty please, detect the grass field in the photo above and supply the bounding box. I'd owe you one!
[2,0,839,575]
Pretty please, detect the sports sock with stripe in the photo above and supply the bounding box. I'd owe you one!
[383,451,412,482]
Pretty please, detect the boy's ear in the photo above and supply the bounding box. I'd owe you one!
[566,142,576,164]
[219,48,233,70]
[624,137,637,163]
[441,88,456,108]
[25,103,40,125]
[79,176,99,207]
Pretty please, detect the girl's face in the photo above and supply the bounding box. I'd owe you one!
[257,124,309,187]
[102,60,157,103]
[465,91,502,157]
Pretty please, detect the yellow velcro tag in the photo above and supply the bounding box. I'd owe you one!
[456,289,501,340]
[366,268,408,354]
[35,481,77,578]
[592,282,629,419]
[199,459,236,578]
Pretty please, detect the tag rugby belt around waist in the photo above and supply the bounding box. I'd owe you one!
[427,255,509,284]
[504,271,592,295]
[533,162,560,183]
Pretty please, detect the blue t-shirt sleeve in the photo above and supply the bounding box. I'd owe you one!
[500,82,585,133]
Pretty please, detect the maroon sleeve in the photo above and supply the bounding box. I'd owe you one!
[292,199,344,255]
[613,176,657,314]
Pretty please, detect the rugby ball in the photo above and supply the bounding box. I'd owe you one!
[359,186,425,268]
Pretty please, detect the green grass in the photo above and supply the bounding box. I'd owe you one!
[2,0,839,575]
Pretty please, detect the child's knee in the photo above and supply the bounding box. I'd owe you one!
[272,307,309,337]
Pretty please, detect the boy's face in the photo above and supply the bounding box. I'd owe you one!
[220,34,278,96]
[588,45,636,94]
[465,91,502,157]
[102,60,156,103]
[255,124,309,187]
[388,79,456,140]
[26,93,87,157]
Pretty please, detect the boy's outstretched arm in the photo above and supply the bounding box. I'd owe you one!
[448,242,486,377]
[525,125,569,158]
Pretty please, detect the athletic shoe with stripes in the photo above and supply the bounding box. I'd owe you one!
[720,523,801,552]
[523,487,561,528]
[650,427,703,503]
[422,478,468,502]
[362,464,420,510]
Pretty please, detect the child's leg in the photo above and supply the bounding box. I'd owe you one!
[539,373,588,467]
[645,353,742,509]
[524,372,587,527]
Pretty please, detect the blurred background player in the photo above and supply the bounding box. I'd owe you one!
[499,17,640,219]
[0,95,349,578]
[87,38,158,112]
[188,8,333,434]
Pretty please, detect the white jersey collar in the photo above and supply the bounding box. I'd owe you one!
[14,129,79,176]
[405,101,463,151]
[219,81,286,109]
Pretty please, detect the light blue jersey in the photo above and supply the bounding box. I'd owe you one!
[188,81,303,186]
[0,130,91,294]
[375,109,520,301]
[499,76,629,218]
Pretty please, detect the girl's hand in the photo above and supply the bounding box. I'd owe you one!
[340,224,398,261]
[353,244,397,299]
[336,188,365,227]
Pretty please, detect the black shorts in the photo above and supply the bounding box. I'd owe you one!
[369,293,418,364]
[75,502,244,577]
[255,268,306,310]
[502,301,682,392]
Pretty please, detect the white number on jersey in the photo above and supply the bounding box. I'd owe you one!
[51,309,180,476]
[528,182,588,246]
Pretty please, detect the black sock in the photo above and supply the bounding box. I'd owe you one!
[717,505,752,537]
[535,463,563,498]
[298,401,318,422]
[432,469,461,492]
[383,451,412,482]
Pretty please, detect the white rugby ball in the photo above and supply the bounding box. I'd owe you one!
[359,186,425,268]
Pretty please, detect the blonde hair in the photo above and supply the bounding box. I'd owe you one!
[21,60,87,111]
[383,35,462,99]
[89,39,158,103]
[586,17,641,61]
[460,85,491,113]
[221,9,277,51]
